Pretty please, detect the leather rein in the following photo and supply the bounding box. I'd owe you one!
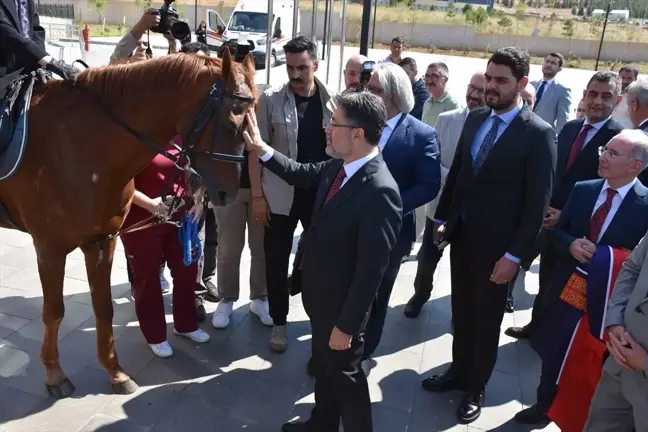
[67,60,256,243]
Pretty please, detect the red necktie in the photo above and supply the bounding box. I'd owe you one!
[299,167,346,270]
[590,188,617,243]
[323,167,346,206]
[566,124,594,170]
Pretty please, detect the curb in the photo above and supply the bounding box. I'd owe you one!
[58,37,169,50]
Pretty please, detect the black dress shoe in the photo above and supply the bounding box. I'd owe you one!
[404,295,428,318]
[505,325,532,339]
[514,404,550,424]
[457,389,484,424]
[421,369,463,392]
[204,280,220,303]
[505,295,515,313]
[281,420,312,431]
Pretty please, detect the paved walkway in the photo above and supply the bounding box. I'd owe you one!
[0,227,558,431]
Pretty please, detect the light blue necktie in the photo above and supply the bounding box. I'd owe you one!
[473,116,502,174]
[14,0,31,39]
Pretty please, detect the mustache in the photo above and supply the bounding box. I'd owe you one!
[290,78,303,83]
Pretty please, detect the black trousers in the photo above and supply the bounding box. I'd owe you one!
[265,191,315,326]
[412,217,444,300]
[309,330,373,431]
[195,202,218,303]
[450,224,509,391]
[363,236,411,359]
[527,241,560,333]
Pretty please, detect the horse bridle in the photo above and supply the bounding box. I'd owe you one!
[71,60,257,174]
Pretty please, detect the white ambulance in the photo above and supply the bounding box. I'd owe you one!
[205,0,300,68]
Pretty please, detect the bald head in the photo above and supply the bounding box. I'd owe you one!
[344,54,368,89]
[598,129,648,184]
[521,83,536,110]
[465,72,486,110]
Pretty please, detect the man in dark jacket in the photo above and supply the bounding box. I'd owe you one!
[398,57,429,120]
[245,91,403,432]
[0,0,77,99]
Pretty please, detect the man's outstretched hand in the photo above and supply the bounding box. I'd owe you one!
[242,111,270,156]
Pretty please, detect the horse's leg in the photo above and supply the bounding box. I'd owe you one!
[35,246,75,398]
[80,239,138,395]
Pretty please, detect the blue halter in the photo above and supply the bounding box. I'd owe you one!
[178,214,202,266]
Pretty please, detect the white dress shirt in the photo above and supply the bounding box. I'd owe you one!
[377,113,403,152]
[591,178,636,242]
[259,147,380,188]
[572,117,610,151]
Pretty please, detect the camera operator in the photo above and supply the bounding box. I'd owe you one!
[0,0,78,98]
[110,10,161,64]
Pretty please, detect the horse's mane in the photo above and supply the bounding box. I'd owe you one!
[74,54,253,107]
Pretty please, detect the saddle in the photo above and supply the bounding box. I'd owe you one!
[0,70,45,231]
[0,71,37,181]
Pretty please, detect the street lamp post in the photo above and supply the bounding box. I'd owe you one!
[594,0,612,71]
[359,0,372,55]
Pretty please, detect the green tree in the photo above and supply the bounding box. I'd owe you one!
[589,16,603,38]
[547,12,557,33]
[514,0,527,41]
[562,17,574,51]
[497,15,514,32]
[463,3,474,14]
[446,3,456,19]
[89,0,107,28]
[135,0,154,10]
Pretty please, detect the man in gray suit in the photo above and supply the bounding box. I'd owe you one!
[585,226,648,431]
[531,53,573,134]
[405,71,486,318]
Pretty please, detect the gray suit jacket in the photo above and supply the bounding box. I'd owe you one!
[532,79,572,134]
[425,107,468,218]
[605,230,648,377]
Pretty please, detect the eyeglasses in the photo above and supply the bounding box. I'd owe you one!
[467,84,484,94]
[425,73,445,81]
[330,121,357,129]
[598,145,631,159]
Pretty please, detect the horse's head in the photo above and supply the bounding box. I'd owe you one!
[184,50,257,207]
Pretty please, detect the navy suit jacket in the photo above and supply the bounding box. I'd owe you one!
[381,113,441,251]
[544,179,648,310]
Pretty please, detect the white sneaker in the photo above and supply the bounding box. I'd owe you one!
[149,341,173,358]
[250,299,273,326]
[212,301,233,329]
[174,328,210,343]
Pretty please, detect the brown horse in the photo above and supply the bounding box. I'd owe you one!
[0,50,256,397]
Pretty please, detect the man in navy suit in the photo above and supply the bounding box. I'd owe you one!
[361,62,441,366]
[523,129,648,425]
[506,71,625,346]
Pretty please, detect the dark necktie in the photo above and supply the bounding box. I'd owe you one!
[566,124,594,170]
[14,0,30,39]
[473,116,502,174]
[298,166,346,270]
[534,81,547,110]
[590,188,617,243]
[323,166,346,206]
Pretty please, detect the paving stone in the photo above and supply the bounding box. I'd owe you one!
[0,224,557,431]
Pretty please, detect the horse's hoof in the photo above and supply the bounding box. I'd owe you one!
[112,378,138,395]
[46,378,76,398]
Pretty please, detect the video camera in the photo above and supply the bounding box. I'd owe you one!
[357,60,375,91]
[151,0,191,41]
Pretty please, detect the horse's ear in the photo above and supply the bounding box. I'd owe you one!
[221,47,234,84]
[242,53,256,73]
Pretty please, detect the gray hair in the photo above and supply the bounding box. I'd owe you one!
[427,62,450,78]
[618,129,648,170]
[373,62,415,114]
[626,77,648,108]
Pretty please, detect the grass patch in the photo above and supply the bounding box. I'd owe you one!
[85,24,129,37]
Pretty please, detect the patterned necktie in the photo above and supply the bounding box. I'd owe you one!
[566,124,594,170]
[590,188,617,243]
[14,0,30,39]
[534,81,547,110]
[323,166,346,206]
[473,116,502,173]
